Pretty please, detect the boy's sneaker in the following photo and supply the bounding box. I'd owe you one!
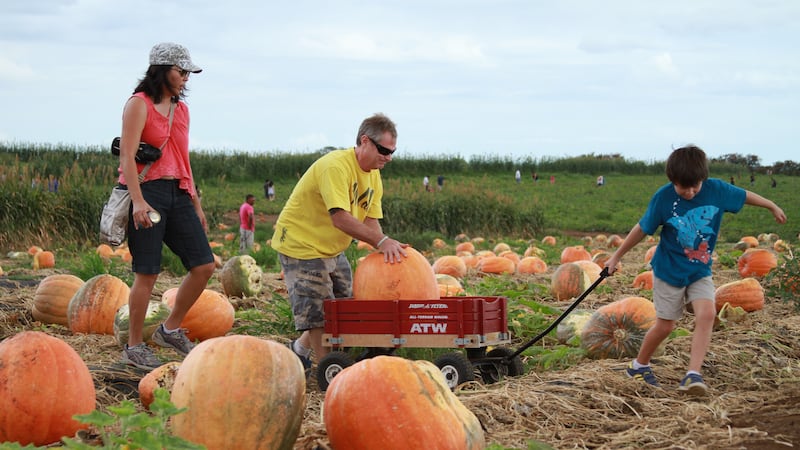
[288,339,312,371]
[678,373,708,396]
[121,343,163,370]
[626,362,660,387]
[152,324,195,356]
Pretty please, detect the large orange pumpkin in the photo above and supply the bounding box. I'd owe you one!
[455,241,475,254]
[644,245,657,264]
[432,255,468,279]
[477,255,516,274]
[607,234,623,248]
[32,250,55,269]
[714,278,764,312]
[170,335,306,450]
[32,274,85,326]
[162,288,235,342]
[737,248,778,278]
[516,256,548,275]
[324,355,485,450]
[573,260,605,285]
[0,331,96,446]
[581,296,656,359]
[493,242,511,254]
[499,250,521,265]
[551,263,591,301]
[67,274,129,335]
[560,245,591,263]
[353,247,439,300]
[632,271,654,290]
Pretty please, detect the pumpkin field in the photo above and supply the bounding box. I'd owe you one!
[1,146,799,449]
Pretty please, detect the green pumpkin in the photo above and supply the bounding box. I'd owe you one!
[113,301,171,346]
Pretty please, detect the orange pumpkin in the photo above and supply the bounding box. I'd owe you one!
[353,247,439,300]
[591,251,612,267]
[516,256,548,275]
[493,242,511,254]
[551,263,591,300]
[324,355,485,450]
[460,254,481,269]
[541,236,557,246]
[644,245,657,264]
[138,361,181,409]
[632,271,654,290]
[96,244,114,259]
[773,239,790,253]
[32,250,55,269]
[26,245,43,255]
[432,238,448,249]
[582,235,594,247]
[0,331,96,446]
[477,256,516,274]
[455,242,475,254]
[432,255,467,279]
[573,260,605,285]
[737,248,777,277]
[594,234,608,244]
[607,234,623,248]
[67,274,129,335]
[171,336,306,450]
[714,278,764,312]
[739,236,759,248]
[560,245,591,264]
[499,250,521,265]
[162,288,235,342]
[581,296,656,359]
[32,274,85,326]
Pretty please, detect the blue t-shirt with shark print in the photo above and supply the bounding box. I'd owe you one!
[639,178,746,287]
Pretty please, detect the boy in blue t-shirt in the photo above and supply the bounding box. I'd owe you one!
[605,145,786,396]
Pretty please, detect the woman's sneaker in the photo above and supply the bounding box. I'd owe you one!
[678,373,708,396]
[121,343,163,370]
[626,362,660,387]
[152,324,195,356]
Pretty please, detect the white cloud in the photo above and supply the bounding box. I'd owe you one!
[651,52,679,77]
[0,57,37,81]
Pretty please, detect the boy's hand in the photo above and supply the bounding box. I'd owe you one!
[772,205,787,224]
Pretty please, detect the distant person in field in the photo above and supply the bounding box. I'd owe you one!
[730,176,735,185]
[750,173,755,186]
[515,169,521,183]
[272,113,408,371]
[771,177,777,188]
[596,175,604,187]
[239,194,255,253]
[605,145,786,397]
[118,42,214,370]
[437,174,445,190]
[532,172,539,183]
[423,175,431,192]
[549,175,555,184]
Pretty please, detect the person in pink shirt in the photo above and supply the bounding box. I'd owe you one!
[239,194,256,253]
[118,42,215,370]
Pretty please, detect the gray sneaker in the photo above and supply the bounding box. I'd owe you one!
[152,324,195,356]
[121,343,163,370]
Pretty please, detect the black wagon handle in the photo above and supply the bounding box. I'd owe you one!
[505,267,610,361]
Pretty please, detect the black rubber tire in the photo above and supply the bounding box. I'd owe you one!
[434,352,475,390]
[478,347,525,384]
[317,351,355,392]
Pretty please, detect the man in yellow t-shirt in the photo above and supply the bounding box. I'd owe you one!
[272,113,407,369]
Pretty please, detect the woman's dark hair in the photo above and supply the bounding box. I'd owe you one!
[133,65,187,104]
[666,145,709,187]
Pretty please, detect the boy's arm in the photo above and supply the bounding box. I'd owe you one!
[604,223,647,275]
[745,191,787,224]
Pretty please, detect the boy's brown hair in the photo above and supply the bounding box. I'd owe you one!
[666,145,709,187]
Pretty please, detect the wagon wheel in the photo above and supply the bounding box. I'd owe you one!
[317,351,355,392]
[478,347,525,384]
[465,347,486,361]
[434,352,474,390]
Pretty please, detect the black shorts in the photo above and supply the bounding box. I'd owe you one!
[126,179,213,274]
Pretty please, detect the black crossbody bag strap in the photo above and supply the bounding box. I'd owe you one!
[138,102,176,183]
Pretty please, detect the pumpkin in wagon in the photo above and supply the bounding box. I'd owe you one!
[353,247,439,300]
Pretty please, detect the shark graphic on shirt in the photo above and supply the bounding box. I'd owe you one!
[667,205,718,263]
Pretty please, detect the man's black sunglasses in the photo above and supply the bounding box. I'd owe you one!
[369,137,395,156]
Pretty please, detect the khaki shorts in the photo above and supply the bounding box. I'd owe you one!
[653,275,715,321]
[279,253,352,331]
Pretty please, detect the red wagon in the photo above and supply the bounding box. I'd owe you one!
[318,296,524,391]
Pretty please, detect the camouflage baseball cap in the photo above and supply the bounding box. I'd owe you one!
[149,42,202,73]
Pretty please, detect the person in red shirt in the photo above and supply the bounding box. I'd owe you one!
[118,42,214,370]
[239,194,256,253]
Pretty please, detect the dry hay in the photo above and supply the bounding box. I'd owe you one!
[1,251,799,449]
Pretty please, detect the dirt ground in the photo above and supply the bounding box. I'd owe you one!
[1,242,798,449]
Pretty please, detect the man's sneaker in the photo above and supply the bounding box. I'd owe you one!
[678,373,708,396]
[288,339,312,371]
[152,324,195,356]
[121,343,163,370]
[626,362,660,387]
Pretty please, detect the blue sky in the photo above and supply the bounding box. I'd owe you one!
[1,1,798,165]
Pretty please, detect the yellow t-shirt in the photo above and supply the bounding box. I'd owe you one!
[271,148,383,259]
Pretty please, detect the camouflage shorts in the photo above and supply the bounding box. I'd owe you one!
[279,253,352,330]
